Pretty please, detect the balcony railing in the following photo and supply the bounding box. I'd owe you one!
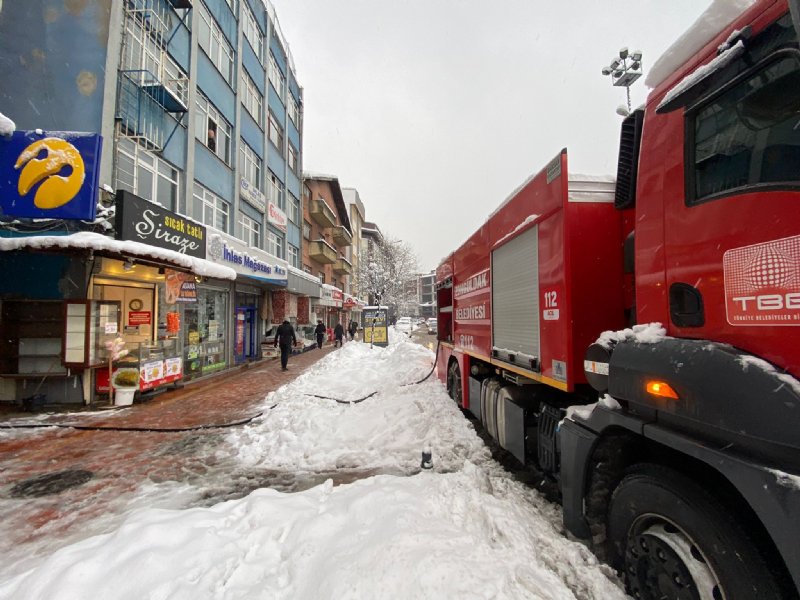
[309,239,337,264]
[310,197,336,228]
[332,225,352,247]
[333,256,353,275]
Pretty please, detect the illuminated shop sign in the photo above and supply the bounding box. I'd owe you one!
[207,232,287,285]
[0,130,102,220]
[115,190,206,259]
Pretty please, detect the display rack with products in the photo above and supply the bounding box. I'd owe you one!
[95,338,182,393]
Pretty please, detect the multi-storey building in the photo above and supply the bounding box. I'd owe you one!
[302,174,354,328]
[0,0,319,405]
[342,187,366,304]
[417,270,436,318]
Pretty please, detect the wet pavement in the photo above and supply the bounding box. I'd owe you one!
[0,345,339,576]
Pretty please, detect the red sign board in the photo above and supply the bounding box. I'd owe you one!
[128,311,151,325]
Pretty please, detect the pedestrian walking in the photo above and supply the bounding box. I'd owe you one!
[314,320,326,349]
[334,322,344,348]
[273,320,297,371]
[348,319,358,341]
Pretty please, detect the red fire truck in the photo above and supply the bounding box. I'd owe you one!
[434,2,800,598]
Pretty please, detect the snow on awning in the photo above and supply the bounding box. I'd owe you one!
[0,231,237,280]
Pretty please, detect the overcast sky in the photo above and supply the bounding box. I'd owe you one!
[270,0,713,272]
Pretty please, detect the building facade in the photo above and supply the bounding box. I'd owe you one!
[0,0,314,405]
[302,174,356,330]
[417,270,436,318]
[342,187,366,304]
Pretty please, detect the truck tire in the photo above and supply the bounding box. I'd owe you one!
[607,464,783,600]
[447,362,462,407]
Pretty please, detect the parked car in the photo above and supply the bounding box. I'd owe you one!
[426,318,437,335]
[395,317,413,333]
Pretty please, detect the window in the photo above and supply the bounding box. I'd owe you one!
[691,53,800,203]
[195,94,232,165]
[268,52,285,97]
[268,110,284,151]
[267,229,284,259]
[224,0,238,14]
[318,272,325,283]
[288,193,300,224]
[240,72,263,126]
[303,220,312,240]
[115,137,180,211]
[193,182,229,231]
[267,171,284,209]
[242,4,263,59]
[239,212,261,247]
[288,143,299,174]
[238,141,262,191]
[287,244,299,268]
[303,264,312,275]
[197,3,234,84]
[288,95,300,126]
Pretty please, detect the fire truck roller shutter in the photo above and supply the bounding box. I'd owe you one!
[492,225,541,363]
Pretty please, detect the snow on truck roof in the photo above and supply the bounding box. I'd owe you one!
[488,169,615,221]
[646,0,759,90]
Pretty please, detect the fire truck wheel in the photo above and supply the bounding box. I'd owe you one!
[607,464,783,600]
[446,362,462,407]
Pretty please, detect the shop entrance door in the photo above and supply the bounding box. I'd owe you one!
[234,307,257,363]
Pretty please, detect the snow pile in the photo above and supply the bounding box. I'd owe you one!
[0,336,627,599]
[565,394,621,422]
[768,468,800,491]
[493,214,540,248]
[646,0,757,89]
[596,322,666,350]
[230,340,489,474]
[738,355,800,397]
[657,41,744,112]
[0,463,625,600]
[0,231,237,280]
[0,111,15,136]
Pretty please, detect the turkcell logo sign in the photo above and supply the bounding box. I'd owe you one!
[0,130,102,220]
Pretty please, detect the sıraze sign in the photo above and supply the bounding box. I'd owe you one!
[0,131,102,220]
[115,190,206,259]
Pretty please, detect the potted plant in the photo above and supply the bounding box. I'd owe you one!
[112,368,139,406]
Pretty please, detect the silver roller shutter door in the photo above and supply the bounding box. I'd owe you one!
[491,226,540,359]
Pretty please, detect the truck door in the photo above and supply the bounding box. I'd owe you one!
[661,14,800,375]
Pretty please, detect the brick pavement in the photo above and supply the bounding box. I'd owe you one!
[0,345,336,572]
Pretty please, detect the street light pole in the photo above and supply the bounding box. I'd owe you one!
[601,47,643,115]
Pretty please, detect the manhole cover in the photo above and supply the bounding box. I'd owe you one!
[9,469,94,498]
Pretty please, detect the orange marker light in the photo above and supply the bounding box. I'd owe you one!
[646,380,679,400]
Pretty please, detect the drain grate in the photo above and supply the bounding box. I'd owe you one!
[9,469,94,498]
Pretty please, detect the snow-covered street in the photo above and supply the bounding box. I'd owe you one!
[0,333,626,599]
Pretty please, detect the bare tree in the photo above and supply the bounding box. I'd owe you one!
[356,235,418,314]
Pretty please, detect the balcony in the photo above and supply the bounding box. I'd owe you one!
[310,197,336,228]
[333,256,353,276]
[309,239,337,264]
[332,225,352,247]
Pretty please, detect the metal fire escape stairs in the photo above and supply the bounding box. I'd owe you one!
[116,0,192,152]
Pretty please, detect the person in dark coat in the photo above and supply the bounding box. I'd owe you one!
[273,320,297,371]
[314,320,326,349]
[348,319,358,341]
[333,322,344,348]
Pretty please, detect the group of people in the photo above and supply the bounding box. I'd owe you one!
[274,319,360,371]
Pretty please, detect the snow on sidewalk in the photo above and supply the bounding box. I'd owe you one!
[0,337,627,600]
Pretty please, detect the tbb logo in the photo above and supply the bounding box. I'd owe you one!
[723,235,800,326]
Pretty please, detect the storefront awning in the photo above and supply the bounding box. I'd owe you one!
[0,231,237,280]
[287,268,321,297]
